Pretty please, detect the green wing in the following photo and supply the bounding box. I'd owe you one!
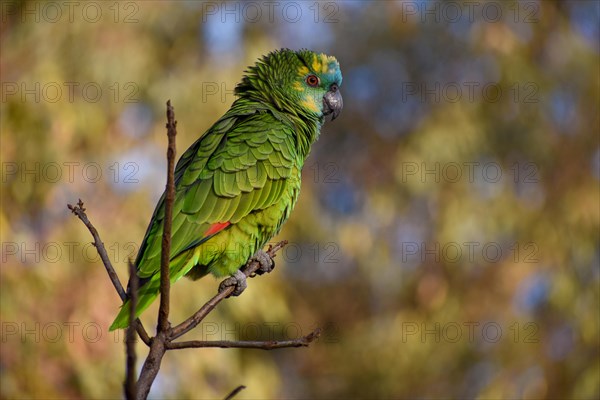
[135,103,297,280]
[110,102,300,330]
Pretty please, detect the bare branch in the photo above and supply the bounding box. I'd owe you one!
[136,330,167,400]
[158,100,177,332]
[170,241,288,340]
[136,100,178,399]
[68,200,127,301]
[167,327,321,350]
[125,260,138,399]
[68,200,151,347]
[223,385,246,400]
[133,321,152,347]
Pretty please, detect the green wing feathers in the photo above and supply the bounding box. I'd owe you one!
[109,109,299,330]
[109,251,196,331]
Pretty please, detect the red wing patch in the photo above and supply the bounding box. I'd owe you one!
[204,222,231,237]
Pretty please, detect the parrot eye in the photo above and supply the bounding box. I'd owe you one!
[305,74,320,87]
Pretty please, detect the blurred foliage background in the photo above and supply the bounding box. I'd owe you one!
[1,1,599,398]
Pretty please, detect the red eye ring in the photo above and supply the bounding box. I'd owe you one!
[306,74,320,87]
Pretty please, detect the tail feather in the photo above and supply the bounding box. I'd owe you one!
[108,249,199,330]
[109,288,159,331]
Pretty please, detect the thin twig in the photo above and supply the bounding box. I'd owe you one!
[170,241,288,340]
[167,327,321,350]
[158,100,177,332]
[67,200,151,347]
[136,100,178,400]
[125,260,138,399]
[133,321,152,346]
[223,385,246,400]
[68,200,126,301]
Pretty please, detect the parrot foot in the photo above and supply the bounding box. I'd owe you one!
[251,250,275,276]
[219,270,247,297]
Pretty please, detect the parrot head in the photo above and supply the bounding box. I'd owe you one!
[235,49,343,122]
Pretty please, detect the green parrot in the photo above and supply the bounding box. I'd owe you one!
[109,49,343,330]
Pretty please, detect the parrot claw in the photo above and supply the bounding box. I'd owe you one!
[251,250,275,276]
[217,251,274,296]
[219,270,247,297]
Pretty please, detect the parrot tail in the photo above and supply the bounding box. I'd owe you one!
[109,250,198,331]
[109,284,160,331]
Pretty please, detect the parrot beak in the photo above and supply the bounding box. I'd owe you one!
[323,84,343,121]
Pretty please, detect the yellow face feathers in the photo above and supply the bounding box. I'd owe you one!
[297,53,339,78]
[300,97,320,113]
[298,65,310,77]
[293,81,305,92]
[289,51,342,117]
[312,53,338,74]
